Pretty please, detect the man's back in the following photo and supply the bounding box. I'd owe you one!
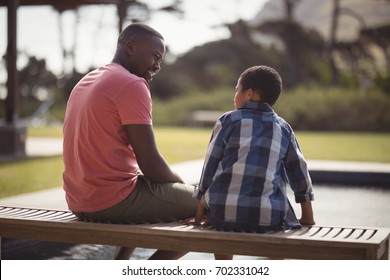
[63,63,152,212]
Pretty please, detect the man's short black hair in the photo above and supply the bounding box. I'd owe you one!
[118,23,164,45]
[240,65,282,106]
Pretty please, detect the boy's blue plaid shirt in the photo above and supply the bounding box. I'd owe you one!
[195,101,314,228]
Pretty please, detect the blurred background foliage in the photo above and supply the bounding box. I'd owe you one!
[1,0,390,131]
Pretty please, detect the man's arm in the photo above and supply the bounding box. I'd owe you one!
[124,124,183,183]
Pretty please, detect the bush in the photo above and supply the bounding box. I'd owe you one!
[6,85,389,132]
[274,88,390,131]
[153,88,234,126]
[153,87,390,132]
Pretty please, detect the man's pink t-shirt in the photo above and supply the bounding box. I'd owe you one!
[63,63,152,212]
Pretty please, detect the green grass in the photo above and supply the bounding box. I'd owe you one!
[0,127,389,199]
[154,127,210,163]
[0,156,63,199]
[296,132,390,162]
[154,128,390,164]
[27,126,63,138]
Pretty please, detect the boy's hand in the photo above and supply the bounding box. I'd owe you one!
[299,217,315,226]
[300,201,315,225]
[181,200,209,227]
[181,217,210,227]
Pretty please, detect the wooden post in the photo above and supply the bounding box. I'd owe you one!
[0,0,26,157]
[117,0,126,33]
[5,0,19,124]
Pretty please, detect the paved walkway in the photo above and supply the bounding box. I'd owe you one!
[1,137,390,259]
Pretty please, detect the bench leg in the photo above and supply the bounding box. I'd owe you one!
[214,253,233,260]
[114,246,135,260]
[148,250,188,260]
[381,239,389,260]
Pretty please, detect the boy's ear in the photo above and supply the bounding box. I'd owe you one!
[247,89,262,102]
[246,88,254,99]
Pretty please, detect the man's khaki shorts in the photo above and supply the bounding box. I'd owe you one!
[73,175,197,224]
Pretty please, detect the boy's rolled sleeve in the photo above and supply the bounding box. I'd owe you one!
[196,120,225,200]
[285,132,314,204]
[294,190,314,203]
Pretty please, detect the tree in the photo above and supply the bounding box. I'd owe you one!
[53,0,184,100]
[150,20,283,99]
[360,24,390,93]
[18,56,58,100]
[327,0,341,86]
[361,25,390,73]
[254,0,327,88]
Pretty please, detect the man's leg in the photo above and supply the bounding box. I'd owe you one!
[139,179,197,260]
[109,177,197,260]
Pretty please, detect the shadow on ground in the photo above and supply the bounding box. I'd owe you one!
[2,238,116,260]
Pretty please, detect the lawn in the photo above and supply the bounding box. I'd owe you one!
[154,128,390,164]
[295,132,390,163]
[0,126,389,198]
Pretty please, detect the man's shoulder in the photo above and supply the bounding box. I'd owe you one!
[97,63,149,90]
[102,63,141,81]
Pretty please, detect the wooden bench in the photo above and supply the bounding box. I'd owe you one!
[190,110,224,127]
[0,205,389,260]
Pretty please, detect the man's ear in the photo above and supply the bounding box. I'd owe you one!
[125,40,135,56]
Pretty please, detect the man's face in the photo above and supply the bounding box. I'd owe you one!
[128,35,165,82]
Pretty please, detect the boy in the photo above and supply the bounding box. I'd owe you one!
[194,66,315,259]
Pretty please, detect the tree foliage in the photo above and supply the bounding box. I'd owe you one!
[151,0,390,99]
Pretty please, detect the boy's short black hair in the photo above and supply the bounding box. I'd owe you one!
[239,66,282,106]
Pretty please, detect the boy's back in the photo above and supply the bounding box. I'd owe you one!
[199,101,312,231]
[195,66,314,236]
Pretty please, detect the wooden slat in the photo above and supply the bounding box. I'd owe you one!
[1,206,389,260]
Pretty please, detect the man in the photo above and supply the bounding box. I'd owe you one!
[63,23,196,260]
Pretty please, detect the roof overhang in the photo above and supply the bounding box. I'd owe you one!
[0,0,121,12]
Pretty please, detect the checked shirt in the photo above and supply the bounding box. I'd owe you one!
[196,101,314,228]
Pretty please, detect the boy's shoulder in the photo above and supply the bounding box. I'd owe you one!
[220,108,294,133]
[273,113,294,131]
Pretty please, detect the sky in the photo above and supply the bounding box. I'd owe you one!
[0,0,268,81]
